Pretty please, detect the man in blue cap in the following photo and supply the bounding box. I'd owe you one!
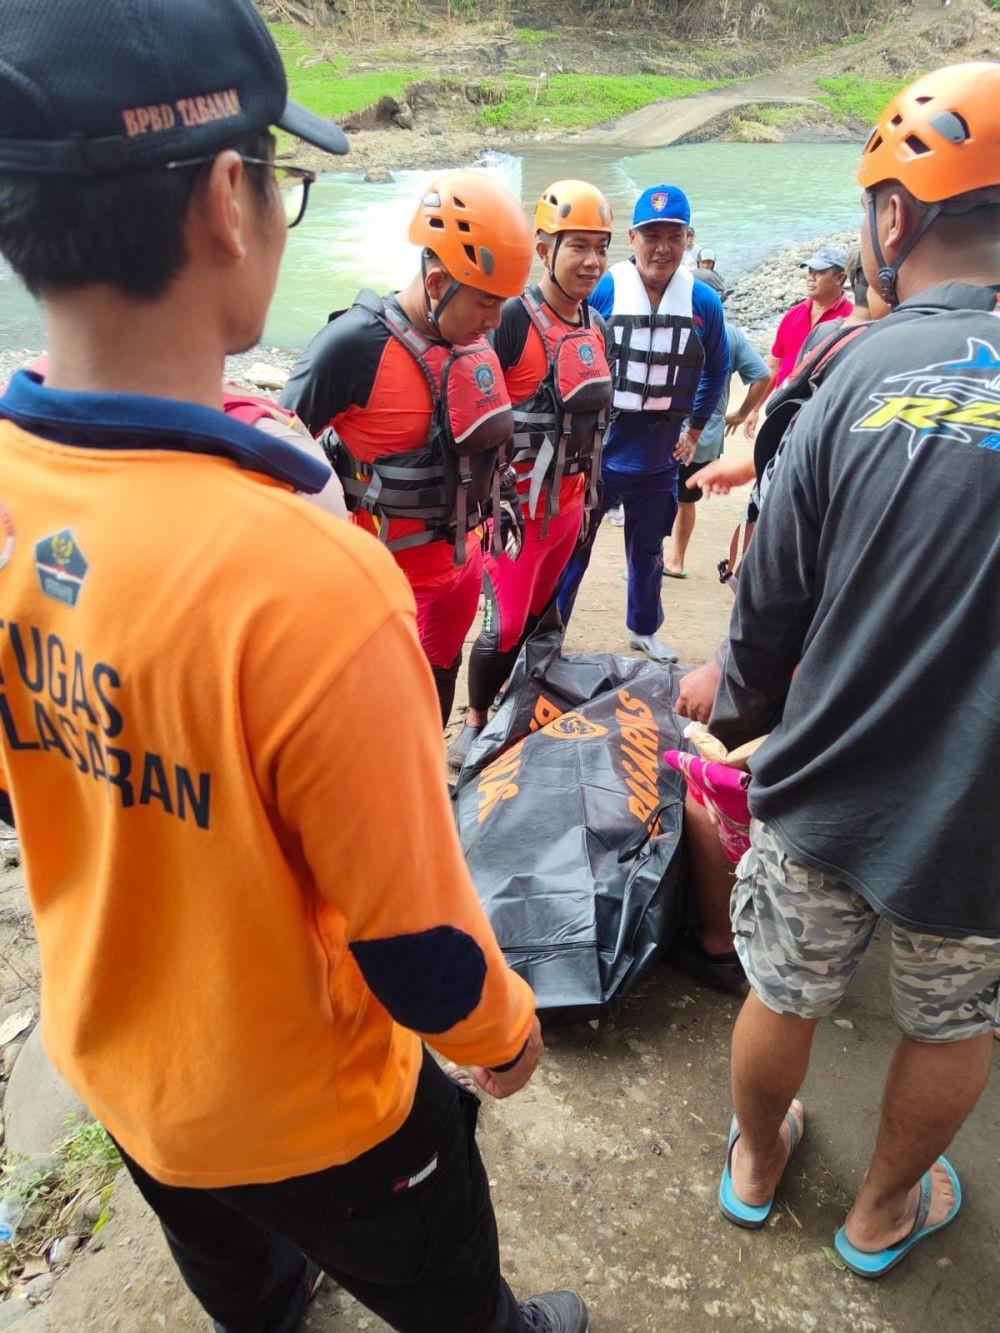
[555,184,729,663]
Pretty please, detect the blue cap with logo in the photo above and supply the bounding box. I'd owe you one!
[632,184,691,229]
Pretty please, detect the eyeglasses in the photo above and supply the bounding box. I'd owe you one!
[165,155,316,229]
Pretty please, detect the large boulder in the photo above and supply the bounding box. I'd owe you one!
[4,1024,89,1158]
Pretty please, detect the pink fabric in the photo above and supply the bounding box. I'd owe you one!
[770,295,854,386]
[483,500,583,653]
[665,749,752,863]
[413,543,484,668]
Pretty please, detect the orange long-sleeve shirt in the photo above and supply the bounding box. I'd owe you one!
[0,373,534,1187]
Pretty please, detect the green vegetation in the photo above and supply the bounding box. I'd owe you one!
[740,102,816,126]
[269,23,424,121]
[513,26,555,44]
[0,1120,121,1294]
[816,73,916,126]
[479,73,723,132]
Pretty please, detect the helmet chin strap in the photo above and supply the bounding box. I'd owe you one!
[866,189,944,308]
[421,250,461,330]
[545,233,575,302]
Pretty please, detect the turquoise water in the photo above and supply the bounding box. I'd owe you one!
[1,141,863,353]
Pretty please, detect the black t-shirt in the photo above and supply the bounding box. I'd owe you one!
[711,282,1000,936]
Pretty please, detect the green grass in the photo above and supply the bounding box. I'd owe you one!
[268,23,424,121]
[741,102,822,127]
[480,73,723,132]
[0,1120,121,1294]
[816,73,918,127]
[513,26,555,44]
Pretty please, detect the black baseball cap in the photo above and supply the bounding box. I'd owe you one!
[0,0,348,175]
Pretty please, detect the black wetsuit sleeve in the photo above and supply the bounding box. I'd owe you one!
[591,310,610,354]
[280,306,387,436]
[493,297,532,373]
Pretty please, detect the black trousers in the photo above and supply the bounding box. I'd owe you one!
[117,1053,526,1333]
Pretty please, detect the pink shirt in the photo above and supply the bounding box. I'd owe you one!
[771,294,854,386]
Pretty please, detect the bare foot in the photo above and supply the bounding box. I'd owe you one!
[844,1160,956,1253]
[664,557,685,576]
[730,1099,805,1206]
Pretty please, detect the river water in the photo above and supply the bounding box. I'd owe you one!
[1,141,863,354]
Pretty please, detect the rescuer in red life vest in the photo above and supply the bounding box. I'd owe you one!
[448,180,614,767]
[281,171,533,725]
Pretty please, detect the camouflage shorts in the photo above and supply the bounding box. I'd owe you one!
[731,819,1000,1042]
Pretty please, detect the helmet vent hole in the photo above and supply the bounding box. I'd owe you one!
[915,95,933,105]
[890,114,902,127]
[930,110,970,144]
[867,132,883,152]
[428,217,445,229]
[463,243,478,266]
[457,219,472,232]
[904,134,931,156]
[452,195,467,209]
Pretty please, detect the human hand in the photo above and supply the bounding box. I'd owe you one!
[743,410,760,440]
[674,426,700,464]
[723,411,745,437]
[675,660,721,724]
[685,456,755,497]
[471,1016,543,1099]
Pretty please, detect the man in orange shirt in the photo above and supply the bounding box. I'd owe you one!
[282,171,533,727]
[449,180,613,766]
[0,3,585,1330]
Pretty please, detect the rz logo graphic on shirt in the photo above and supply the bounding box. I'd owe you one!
[851,337,1000,458]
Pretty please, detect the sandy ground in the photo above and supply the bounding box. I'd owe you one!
[3,413,1000,1330]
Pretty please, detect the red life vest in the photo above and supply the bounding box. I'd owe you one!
[328,291,514,564]
[510,287,611,533]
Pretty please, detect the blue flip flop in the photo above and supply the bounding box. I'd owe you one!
[719,1108,803,1229]
[833,1156,961,1278]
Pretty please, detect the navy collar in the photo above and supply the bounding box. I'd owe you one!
[0,370,329,494]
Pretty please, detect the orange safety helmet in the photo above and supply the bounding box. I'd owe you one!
[534,180,613,236]
[858,61,1000,307]
[857,61,1000,203]
[409,169,533,300]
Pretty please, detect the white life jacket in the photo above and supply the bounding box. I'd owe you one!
[606,260,705,416]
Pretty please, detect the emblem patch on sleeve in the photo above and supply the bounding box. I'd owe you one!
[35,529,89,607]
